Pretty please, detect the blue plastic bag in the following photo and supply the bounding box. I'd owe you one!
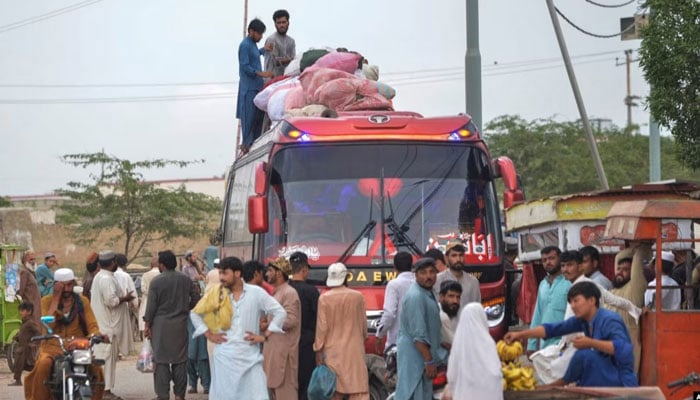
[307,364,336,400]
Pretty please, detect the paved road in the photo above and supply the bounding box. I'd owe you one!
[0,348,210,400]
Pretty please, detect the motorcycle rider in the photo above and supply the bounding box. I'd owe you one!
[24,268,107,400]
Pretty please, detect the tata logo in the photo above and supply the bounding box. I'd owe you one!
[368,115,391,124]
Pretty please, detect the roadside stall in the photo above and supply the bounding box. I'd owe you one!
[604,199,700,399]
[0,243,28,368]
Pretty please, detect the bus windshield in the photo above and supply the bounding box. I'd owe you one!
[264,143,502,267]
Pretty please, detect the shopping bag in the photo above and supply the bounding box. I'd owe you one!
[136,339,154,373]
[307,364,336,400]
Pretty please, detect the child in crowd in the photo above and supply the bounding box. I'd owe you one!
[10,301,41,386]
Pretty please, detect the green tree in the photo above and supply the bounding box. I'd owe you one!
[0,197,12,207]
[485,115,695,199]
[57,152,222,263]
[639,0,700,169]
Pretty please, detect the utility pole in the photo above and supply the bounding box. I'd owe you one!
[616,49,639,130]
[465,0,482,129]
[647,7,661,182]
[545,0,609,190]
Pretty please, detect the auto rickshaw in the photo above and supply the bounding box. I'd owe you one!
[604,199,700,400]
[0,243,28,369]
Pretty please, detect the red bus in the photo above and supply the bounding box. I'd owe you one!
[219,111,523,343]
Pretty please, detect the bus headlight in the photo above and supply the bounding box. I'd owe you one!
[482,297,506,328]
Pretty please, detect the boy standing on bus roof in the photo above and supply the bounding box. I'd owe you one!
[237,18,273,155]
[264,10,295,78]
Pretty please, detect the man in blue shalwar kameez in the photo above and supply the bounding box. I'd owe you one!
[505,281,637,388]
[395,258,447,400]
[237,18,273,154]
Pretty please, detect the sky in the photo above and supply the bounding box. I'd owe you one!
[0,0,653,196]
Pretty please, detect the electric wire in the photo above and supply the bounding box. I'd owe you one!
[555,6,637,38]
[0,0,106,34]
[0,50,626,88]
[584,0,636,8]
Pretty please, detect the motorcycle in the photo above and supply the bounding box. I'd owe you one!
[31,316,105,400]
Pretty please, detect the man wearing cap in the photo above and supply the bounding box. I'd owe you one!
[287,251,319,400]
[376,251,414,352]
[91,251,136,400]
[24,267,106,400]
[190,256,286,400]
[263,257,301,399]
[434,243,481,309]
[644,251,681,311]
[314,262,369,399]
[607,243,652,373]
[18,251,42,326]
[138,256,160,337]
[395,258,447,400]
[36,252,58,296]
[145,250,200,400]
[83,252,100,300]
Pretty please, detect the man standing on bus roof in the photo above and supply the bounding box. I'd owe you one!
[237,18,273,155]
[580,246,612,290]
[527,246,570,353]
[433,243,480,309]
[396,258,446,400]
[264,10,295,79]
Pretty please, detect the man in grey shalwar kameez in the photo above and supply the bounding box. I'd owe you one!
[144,250,200,400]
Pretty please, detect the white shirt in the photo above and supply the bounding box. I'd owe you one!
[376,271,414,348]
[439,309,458,345]
[645,275,681,310]
[90,269,123,336]
[589,270,613,291]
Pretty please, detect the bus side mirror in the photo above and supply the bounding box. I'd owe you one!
[254,162,268,196]
[495,156,524,209]
[248,196,269,233]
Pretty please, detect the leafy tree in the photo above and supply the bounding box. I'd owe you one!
[639,0,700,169]
[485,115,696,199]
[57,152,222,263]
[0,196,12,207]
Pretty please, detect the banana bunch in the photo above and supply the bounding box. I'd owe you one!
[496,339,523,362]
[496,340,535,390]
[501,361,536,391]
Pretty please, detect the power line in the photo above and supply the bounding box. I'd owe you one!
[0,92,235,104]
[555,6,637,38]
[0,50,626,88]
[584,0,636,8]
[0,0,106,34]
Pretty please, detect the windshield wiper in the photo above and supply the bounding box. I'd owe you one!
[337,190,375,264]
[385,194,422,256]
[337,220,377,264]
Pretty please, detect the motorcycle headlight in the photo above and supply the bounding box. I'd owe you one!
[482,296,506,328]
[73,365,86,374]
[72,349,92,365]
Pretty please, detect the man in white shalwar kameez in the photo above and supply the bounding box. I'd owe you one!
[138,256,161,334]
[190,256,286,400]
[114,254,138,356]
[442,303,503,400]
[91,251,136,399]
[530,250,642,384]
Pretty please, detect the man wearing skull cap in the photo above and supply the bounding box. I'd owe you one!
[24,267,106,400]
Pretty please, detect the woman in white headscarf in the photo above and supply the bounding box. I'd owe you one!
[442,302,503,400]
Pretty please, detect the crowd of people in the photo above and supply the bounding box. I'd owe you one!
[9,237,699,400]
